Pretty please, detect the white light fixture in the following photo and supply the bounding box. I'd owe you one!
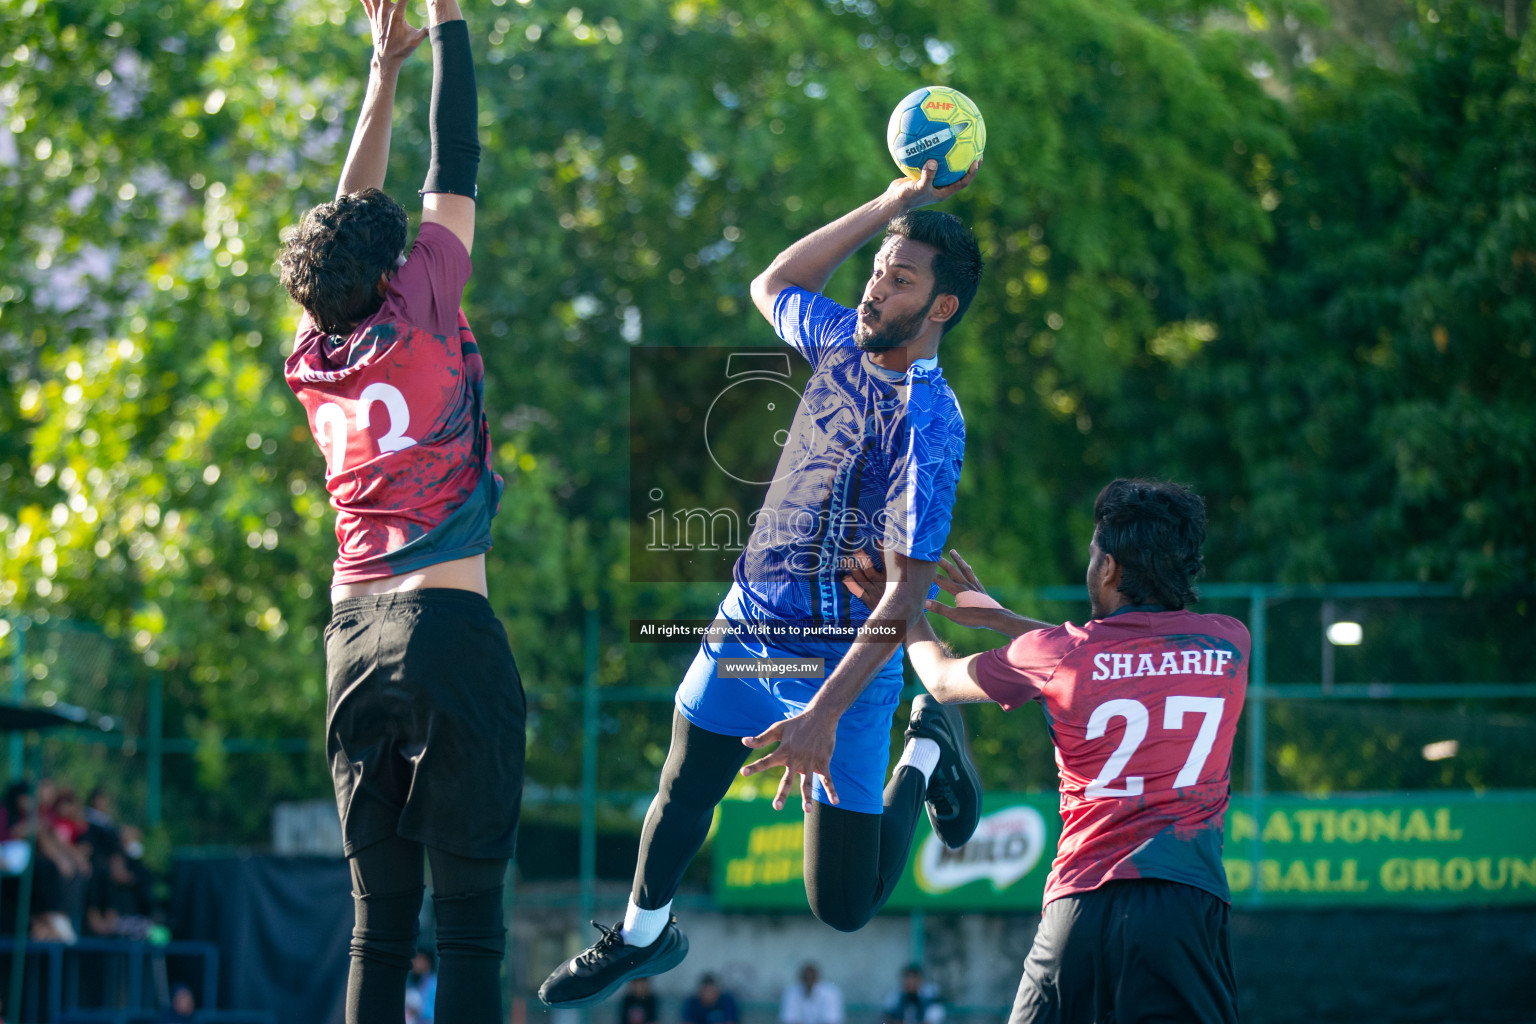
[1326,621,1363,646]
[1422,740,1459,762]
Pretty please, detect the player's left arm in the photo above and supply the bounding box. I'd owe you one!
[845,548,1054,638]
[335,0,429,198]
[739,550,937,811]
[905,616,992,704]
[418,0,479,255]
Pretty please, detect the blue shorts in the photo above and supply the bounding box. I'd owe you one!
[675,585,905,815]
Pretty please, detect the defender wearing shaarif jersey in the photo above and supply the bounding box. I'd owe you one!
[542,159,987,1008]
[276,3,520,1022]
[895,479,1247,1024]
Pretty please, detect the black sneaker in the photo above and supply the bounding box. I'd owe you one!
[906,694,982,848]
[538,917,689,1008]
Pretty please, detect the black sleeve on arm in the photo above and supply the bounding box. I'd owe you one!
[420,19,480,199]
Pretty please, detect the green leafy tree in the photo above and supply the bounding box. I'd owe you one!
[3,0,1527,841]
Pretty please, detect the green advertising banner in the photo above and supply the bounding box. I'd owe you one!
[713,792,1536,911]
[715,793,1060,911]
[1223,793,1536,906]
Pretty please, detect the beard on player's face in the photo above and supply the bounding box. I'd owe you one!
[854,292,936,351]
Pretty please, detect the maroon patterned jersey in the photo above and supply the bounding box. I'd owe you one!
[284,223,502,584]
[975,606,1250,904]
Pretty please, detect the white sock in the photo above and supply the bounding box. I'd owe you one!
[896,737,941,784]
[620,899,672,948]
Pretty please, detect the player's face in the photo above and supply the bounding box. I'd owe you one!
[855,237,941,352]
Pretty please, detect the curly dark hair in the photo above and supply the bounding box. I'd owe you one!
[1092,478,1207,610]
[276,188,407,336]
[883,210,984,333]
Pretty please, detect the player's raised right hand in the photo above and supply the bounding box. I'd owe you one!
[884,158,981,213]
[362,0,429,71]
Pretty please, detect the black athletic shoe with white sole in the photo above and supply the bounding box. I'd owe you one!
[906,694,982,848]
[537,917,689,1008]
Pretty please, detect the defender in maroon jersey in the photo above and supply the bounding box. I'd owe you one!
[275,3,521,1022]
[881,480,1246,1024]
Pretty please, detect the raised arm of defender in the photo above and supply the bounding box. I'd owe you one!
[334,0,478,254]
[749,158,980,319]
[336,0,428,198]
[419,0,478,255]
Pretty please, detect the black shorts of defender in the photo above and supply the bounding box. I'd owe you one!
[1010,879,1238,1024]
[325,589,525,1023]
[325,589,526,859]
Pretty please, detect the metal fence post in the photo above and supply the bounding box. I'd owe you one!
[579,605,599,1021]
[148,671,163,827]
[1247,588,1268,901]
[1321,599,1336,693]
[9,617,26,778]
[8,741,39,1018]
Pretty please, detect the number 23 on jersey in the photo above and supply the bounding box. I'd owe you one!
[313,382,418,477]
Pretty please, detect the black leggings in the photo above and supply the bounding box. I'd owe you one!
[633,709,926,932]
[347,834,507,1024]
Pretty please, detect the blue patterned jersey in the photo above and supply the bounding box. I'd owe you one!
[733,287,966,625]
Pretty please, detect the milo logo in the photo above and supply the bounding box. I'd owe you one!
[914,805,1048,894]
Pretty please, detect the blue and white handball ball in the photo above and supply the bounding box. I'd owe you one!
[886,86,987,188]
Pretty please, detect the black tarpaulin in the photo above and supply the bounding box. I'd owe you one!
[1232,906,1536,1023]
[170,856,351,1024]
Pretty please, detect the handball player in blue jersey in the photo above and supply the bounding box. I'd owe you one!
[541,160,987,1006]
[276,3,520,1022]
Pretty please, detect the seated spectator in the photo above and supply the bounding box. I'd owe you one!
[84,786,123,862]
[85,843,155,940]
[2,780,83,943]
[44,786,93,938]
[159,983,196,1023]
[47,787,89,850]
[883,965,945,1024]
[681,974,739,1024]
[405,949,437,1024]
[620,977,658,1024]
[781,961,843,1024]
[77,786,158,939]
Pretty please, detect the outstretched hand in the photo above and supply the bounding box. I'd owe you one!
[925,548,1006,628]
[739,709,840,811]
[362,0,429,71]
[885,158,981,211]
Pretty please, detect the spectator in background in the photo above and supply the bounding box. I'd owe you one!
[41,785,92,936]
[619,977,658,1024]
[84,787,121,860]
[781,961,843,1024]
[159,984,196,1023]
[405,950,438,1024]
[884,965,945,1024]
[86,839,156,940]
[3,780,83,942]
[681,974,739,1024]
[48,788,89,849]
